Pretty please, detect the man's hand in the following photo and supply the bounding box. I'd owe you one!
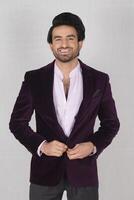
[67,142,94,160]
[40,140,68,157]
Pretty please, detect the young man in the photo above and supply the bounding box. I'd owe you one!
[9,12,120,200]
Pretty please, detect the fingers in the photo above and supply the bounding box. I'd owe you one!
[67,154,81,160]
[67,150,81,159]
[67,144,80,159]
[67,144,79,154]
[53,140,68,152]
[53,140,68,148]
[43,140,68,157]
[52,149,64,157]
[67,142,95,160]
[67,148,79,155]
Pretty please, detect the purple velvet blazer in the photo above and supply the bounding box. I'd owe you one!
[9,60,120,187]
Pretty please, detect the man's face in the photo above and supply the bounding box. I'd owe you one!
[49,25,83,63]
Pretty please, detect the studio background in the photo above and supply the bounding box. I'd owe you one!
[0,0,133,199]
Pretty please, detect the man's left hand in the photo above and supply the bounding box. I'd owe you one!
[67,142,95,160]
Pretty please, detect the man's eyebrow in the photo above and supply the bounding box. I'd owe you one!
[66,34,76,38]
[53,35,62,39]
[53,34,76,39]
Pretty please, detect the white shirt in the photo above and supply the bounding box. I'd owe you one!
[53,62,83,137]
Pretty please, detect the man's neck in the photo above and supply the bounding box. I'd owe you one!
[55,58,79,78]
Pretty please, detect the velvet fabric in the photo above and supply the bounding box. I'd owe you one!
[9,59,120,187]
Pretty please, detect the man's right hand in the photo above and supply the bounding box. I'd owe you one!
[40,140,68,157]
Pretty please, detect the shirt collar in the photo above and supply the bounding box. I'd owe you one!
[54,61,81,80]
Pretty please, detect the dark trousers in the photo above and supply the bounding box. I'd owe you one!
[30,175,98,200]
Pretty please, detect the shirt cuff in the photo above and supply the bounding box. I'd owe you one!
[37,140,47,157]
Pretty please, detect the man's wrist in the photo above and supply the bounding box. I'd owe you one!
[37,140,47,156]
[89,142,97,156]
[90,145,97,155]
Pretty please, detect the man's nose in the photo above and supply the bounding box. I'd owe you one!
[61,39,68,48]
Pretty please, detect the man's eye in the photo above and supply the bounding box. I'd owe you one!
[55,38,61,41]
[69,37,74,40]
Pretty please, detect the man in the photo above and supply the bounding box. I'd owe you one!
[9,12,120,200]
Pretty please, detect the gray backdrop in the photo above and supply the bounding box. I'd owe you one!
[0,0,134,199]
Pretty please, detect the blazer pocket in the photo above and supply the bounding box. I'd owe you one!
[89,89,102,109]
[92,89,102,98]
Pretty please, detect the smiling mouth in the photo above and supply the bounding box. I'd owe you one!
[58,48,71,54]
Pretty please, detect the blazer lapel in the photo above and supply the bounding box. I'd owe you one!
[68,60,95,139]
[38,61,67,140]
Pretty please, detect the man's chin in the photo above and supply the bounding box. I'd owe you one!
[56,56,77,63]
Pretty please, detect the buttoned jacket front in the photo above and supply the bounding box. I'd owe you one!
[9,59,120,187]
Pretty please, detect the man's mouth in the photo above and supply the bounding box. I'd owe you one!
[58,48,71,54]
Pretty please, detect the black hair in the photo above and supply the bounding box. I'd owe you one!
[47,12,85,43]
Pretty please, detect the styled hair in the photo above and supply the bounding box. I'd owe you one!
[47,12,85,43]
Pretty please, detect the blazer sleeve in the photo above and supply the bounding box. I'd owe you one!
[9,72,45,154]
[90,75,120,157]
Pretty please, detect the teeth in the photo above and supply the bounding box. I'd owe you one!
[59,49,70,53]
[61,50,68,53]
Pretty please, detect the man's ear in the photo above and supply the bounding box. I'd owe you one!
[49,43,53,50]
[78,41,83,50]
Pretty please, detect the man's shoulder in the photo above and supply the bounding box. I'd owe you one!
[80,60,109,80]
[24,61,54,81]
